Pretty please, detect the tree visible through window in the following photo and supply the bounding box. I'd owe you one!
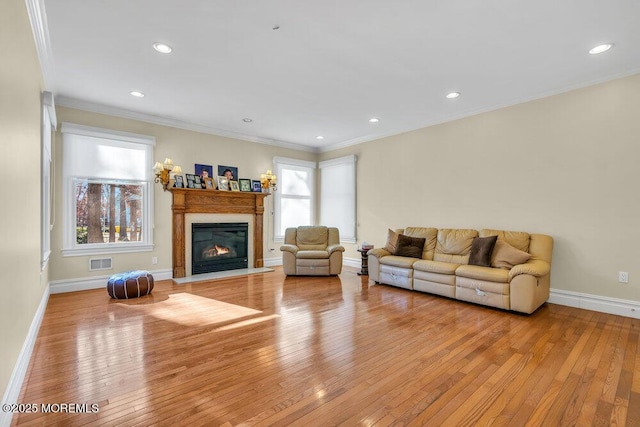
[74,181,144,244]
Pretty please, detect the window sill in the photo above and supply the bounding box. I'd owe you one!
[62,244,154,257]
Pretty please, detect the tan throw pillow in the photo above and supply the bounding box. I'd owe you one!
[384,229,400,254]
[491,240,531,269]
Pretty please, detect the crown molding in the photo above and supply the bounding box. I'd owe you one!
[55,96,319,153]
[25,0,56,91]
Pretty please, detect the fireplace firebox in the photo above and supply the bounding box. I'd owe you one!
[192,223,249,274]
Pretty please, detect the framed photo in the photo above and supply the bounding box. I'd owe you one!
[252,180,262,192]
[229,180,240,192]
[239,178,252,192]
[195,164,213,181]
[216,176,229,191]
[173,175,184,188]
[194,175,203,189]
[217,165,238,182]
[185,173,197,189]
[204,177,214,189]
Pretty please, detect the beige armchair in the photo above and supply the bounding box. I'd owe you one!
[280,226,345,276]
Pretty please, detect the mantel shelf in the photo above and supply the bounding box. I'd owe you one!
[169,188,269,278]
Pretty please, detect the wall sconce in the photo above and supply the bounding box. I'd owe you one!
[153,158,182,191]
[260,169,277,192]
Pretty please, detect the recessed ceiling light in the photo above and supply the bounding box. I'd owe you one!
[242,118,253,123]
[130,91,145,98]
[316,136,324,140]
[369,118,380,123]
[272,24,280,30]
[153,43,173,54]
[446,92,460,99]
[589,43,613,55]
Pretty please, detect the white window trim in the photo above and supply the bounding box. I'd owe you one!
[273,156,316,242]
[61,123,156,257]
[319,154,357,244]
[41,91,56,269]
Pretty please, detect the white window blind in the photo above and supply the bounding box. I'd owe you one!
[319,155,356,243]
[273,157,316,239]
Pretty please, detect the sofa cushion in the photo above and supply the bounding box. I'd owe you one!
[468,235,498,267]
[395,234,426,258]
[379,255,418,269]
[413,259,460,275]
[296,226,328,250]
[455,264,510,283]
[296,250,330,259]
[433,229,478,264]
[480,229,530,253]
[491,240,531,269]
[384,228,401,254]
[403,227,438,260]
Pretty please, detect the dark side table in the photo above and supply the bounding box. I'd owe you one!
[357,248,370,276]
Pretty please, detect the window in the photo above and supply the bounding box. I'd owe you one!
[41,92,56,269]
[319,155,357,243]
[273,157,316,240]
[61,123,155,256]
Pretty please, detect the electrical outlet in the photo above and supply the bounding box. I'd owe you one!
[618,271,629,283]
[152,257,158,265]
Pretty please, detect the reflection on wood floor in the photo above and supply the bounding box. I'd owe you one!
[14,266,640,426]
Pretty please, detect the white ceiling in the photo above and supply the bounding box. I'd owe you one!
[40,0,640,152]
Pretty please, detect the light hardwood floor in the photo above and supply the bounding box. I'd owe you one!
[13,267,640,426]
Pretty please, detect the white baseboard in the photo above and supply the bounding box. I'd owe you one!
[49,269,173,294]
[0,284,50,427]
[343,257,361,269]
[549,288,640,319]
[264,257,282,267]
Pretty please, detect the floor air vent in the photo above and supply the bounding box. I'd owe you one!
[90,257,112,271]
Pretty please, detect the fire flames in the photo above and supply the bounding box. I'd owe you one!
[202,244,230,258]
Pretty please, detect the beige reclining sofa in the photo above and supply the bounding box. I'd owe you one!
[368,227,553,314]
[280,226,345,276]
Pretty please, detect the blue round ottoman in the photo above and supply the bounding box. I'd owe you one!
[107,270,154,299]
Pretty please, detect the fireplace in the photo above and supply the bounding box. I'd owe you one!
[192,223,249,274]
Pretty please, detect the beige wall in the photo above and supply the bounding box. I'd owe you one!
[49,107,316,281]
[0,0,47,399]
[320,73,640,302]
[53,73,640,305]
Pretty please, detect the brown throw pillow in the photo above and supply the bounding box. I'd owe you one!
[468,235,498,267]
[384,229,400,254]
[491,240,532,269]
[395,234,426,258]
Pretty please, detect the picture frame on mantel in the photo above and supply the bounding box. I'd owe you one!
[216,176,229,191]
[195,164,213,180]
[185,173,196,189]
[229,180,240,192]
[204,177,214,189]
[239,178,252,192]
[217,165,238,182]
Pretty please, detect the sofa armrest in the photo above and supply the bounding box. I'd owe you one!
[327,244,345,255]
[508,259,551,281]
[367,248,390,259]
[280,244,299,255]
